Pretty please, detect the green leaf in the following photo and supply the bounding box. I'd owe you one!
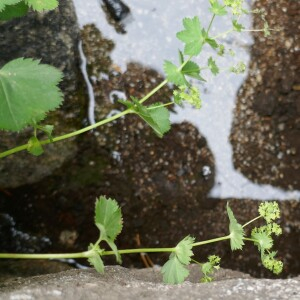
[87,244,104,274]
[182,61,206,82]
[27,136,44,156]
[201,255,221,283]
[208,57,219,75]
[37,124,54,141]
[95,196,123,241]
[163,60,187,86]
[251,231,273,252]
[25,0,58,11]
[209,0,227,16]
[0,1,28,20]
[95,196,123,263]
[217,44,225,56]
[161,254,189,284]
[176,16,205,56]
[206,37,218,49]
[232,19,244,32]
[175,235,195,265]
[227,203,245,250]
[147,103,171,137]
[0,0,22,11]
[0,58,63,132]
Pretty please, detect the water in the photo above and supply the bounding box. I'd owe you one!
[73,0,300,201]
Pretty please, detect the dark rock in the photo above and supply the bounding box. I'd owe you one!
[0,0,85,188]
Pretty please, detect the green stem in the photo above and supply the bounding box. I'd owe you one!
[0,251,92,260]
[207,14,216,35]
[212,28,234,40]
[0,109,131,159]
[242,216,262,228]
[192,235,230,247]
[148,102,173,110]
[243,237,258,243]
[102,247,175,256]
[139,79,168,104]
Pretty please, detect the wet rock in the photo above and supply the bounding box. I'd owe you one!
[230,0,300,190]
[0,267,299,300]
[0,0,85,188]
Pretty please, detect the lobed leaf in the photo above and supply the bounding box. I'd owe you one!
[176,16,205,56]
[0,1,28,20]
[175,235,195,265]
[0,58,63,132]
[182,61,206,82]
[227,203,245,250]
[209,0,227,16]
[161,254,189,284]
[25,0,58,11]
[95,196,123,241]
[164,60,187,86]
[0,0,22,11]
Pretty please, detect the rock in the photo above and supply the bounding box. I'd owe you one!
[0,266,299,300]
[230,0,300,190]
[0,0,85,188]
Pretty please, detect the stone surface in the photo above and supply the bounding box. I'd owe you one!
[230,0,300,190]
[0,266,299,300]
[0,0,85,188]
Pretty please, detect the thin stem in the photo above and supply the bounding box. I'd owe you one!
[242,216,262,228]
[148,102,173,110]
[101,247,175,256]
[139,79,168,104]
[0,251,92,260]
[207,14,216,35]
[192,235,230,247]
[0,109,131,159]
[212,29,234,40]
[243,238,258,243]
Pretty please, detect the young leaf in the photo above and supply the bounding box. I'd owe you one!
[208,57,219,75]
[182,61,206,82]
[251,231,273,252]
[37,124,54,141]
[201,255,221,283]
[0,58,63,132]
[163,60,188,86]
[95,196,123,263]
[0,1,29,21]
[25,0,58,11]
[87,244,104,274]
[232,19,244,32]
[27,136,44,156]
[175,235,195,265]
[176,16,205,56]
[161,253,189,284]
[209,0,227,16]
[227,203,245,250]
[206,37,218,50]
[95,196,123,241]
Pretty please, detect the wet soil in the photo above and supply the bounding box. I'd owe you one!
[230,0,300,190]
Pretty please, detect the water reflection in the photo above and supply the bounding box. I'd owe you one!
[73,0,300,200]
